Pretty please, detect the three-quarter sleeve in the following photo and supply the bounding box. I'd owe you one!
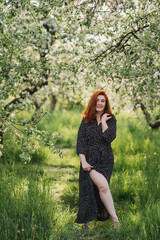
[102,115,117,143]
[76,118,88,156]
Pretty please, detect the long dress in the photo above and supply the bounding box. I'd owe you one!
[75,115,117,224]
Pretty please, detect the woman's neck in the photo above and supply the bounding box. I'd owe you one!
[96,111,104,119]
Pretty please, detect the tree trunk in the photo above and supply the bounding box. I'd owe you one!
[50,94,57,111]
[140,103,160,129]
[0,130,3,144]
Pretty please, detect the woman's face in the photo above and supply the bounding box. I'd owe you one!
[96,95,106,113]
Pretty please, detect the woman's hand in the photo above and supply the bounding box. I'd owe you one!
[82,160,93,172]
[101,113,112,122]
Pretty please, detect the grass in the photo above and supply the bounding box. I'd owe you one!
[0,164,55,239]
[0,108,160,239]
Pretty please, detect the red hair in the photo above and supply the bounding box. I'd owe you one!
[82,90,113,123]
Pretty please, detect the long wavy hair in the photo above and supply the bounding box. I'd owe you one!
[82,90,113,123]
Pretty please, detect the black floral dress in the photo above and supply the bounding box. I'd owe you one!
[75,115,117,224]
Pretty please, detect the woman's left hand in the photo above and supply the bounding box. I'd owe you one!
[101,113,112,122]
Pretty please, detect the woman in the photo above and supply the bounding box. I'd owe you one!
[75,90,119,229]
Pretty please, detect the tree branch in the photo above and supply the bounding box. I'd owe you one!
[4,80,48,114]
[92,0,99,14]
[140,103,160,129]
[80,24,149,72]
[94,24,149,60]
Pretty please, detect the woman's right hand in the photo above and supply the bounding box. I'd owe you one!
[101,113,112,122]
[82,161,93,172]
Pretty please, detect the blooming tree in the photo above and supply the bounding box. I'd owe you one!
[0,0,159,161]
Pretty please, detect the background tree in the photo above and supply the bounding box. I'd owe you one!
[64,0,160,128]
[0,1,66,160]
[47,0,159,127]
[0,0,159,162]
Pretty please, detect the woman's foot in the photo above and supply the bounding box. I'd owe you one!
[82,223,89,229]
[113,220,120,228]
[113,219,120,228]
[112,217,120,229]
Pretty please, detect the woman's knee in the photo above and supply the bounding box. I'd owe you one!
[99,184,109,193]
[89,170,109,193]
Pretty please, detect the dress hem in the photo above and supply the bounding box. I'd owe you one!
[74,216,100,224]
[75,214,110,224]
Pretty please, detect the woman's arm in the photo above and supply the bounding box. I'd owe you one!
[76,119,88,156]
[101,119,109,132]
[101,113,112,132]
[101,114,117,143]
[76,118,93,171]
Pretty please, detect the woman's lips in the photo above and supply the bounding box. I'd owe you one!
[97,106,103,109]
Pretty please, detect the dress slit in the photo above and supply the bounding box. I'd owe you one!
[91,170,110,221]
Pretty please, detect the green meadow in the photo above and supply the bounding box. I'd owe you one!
[0,108,160,240]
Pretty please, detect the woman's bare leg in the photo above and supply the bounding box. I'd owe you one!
[89,170,119,225]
